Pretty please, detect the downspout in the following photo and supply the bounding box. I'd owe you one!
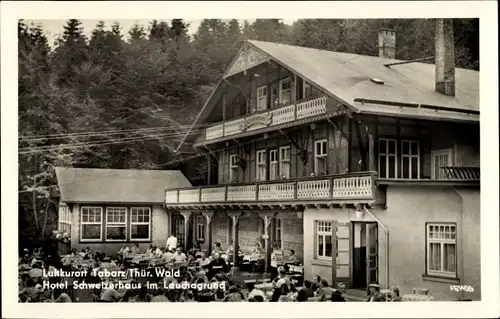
[363,207,390,289]
[453,188,466,300]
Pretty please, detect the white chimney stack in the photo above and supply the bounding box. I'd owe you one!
[435,19,456,96]
[378,29,396,59]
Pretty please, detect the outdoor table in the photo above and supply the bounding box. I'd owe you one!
[402,294,434,301]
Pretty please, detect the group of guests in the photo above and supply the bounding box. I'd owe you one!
[119,243,188,264]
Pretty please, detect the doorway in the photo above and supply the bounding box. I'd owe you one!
[352,222,378,289]
[171,214,185,249]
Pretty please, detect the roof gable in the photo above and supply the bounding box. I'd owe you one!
[224,45,271,78]
[55,167,191,204]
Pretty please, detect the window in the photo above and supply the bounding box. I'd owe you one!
[401,140,420,179]
[316,221,333,259]
[314,139,328,175]
[378,138,397,179]
[58,205,71,234]
[81,207,103,241]
[257,86,268,111]
[279,146,291,179]
[426,223,457,277]
[275,217,283,249]
[431,149,452,180]
[303,81,312,99]
[279,78,292,105]
[256,150,267,181]
[269,149,278,180]
[229,154,239,182]
[131,207,151,241]
[196,215,205,241]
[106,207,127,241]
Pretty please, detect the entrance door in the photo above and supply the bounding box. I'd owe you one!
[171,214,185,248]
[365,223,378,287]
[352,222,378,288]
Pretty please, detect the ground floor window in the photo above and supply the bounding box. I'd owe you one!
[81,207,103,241]
[196,215,205,242]
[80,206,152,242]
[58,204,71,234]
[131,207,151,241]
[426,223,457,277]
[316,221,333,259]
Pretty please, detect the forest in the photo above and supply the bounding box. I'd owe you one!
[18,18,479,248]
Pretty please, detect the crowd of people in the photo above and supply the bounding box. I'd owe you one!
[19,235,402,303]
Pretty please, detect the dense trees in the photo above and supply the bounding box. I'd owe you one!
[18,18,479,248]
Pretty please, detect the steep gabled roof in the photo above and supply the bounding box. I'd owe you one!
[176,40,479,151]
[55,167,191,204]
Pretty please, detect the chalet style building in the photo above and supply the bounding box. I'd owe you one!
[165,20,480,301]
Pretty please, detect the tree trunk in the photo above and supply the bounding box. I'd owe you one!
[32,189,40,232]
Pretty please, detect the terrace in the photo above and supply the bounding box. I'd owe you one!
[165,171,378,210]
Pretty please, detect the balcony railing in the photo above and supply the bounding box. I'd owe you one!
[165,172,376,205]
[204,96,329,141]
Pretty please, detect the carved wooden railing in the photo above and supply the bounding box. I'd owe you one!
[165,172,376,204]
[204,95,328,141]
[441,166,480,180]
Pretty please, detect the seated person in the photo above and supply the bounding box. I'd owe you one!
[316,279,335,298]
[208,253,228,277]
[146,244,155,255]
[119,245,130,255]
[162,248,175,263]
[100,281,126,302]
[173,247,187,263]
[297,280,314,302]
[251,243,264,258]
[130,243,140,254]
[287,250,299,263]
[197,252,211,267]
[246,282,266,301]
[212,242,224,255]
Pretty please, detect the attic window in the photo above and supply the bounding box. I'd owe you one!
[370,78,385,85]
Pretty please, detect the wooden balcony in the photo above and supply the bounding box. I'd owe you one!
[165,172,377,210]
[199,96,343,146]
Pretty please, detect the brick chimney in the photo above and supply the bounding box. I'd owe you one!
[378,29,396,59]
[435,19,455,96]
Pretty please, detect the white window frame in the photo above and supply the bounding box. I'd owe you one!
[314,139,328,175]
[229,154,239,182]
[257,85,268,111]
[431,149,453,180]
[275,217,283,249]
[279,77,292,105]
[196,215,205,241]
[426,223,457,278]
[279,146,291,179]
[401,140,420,180]
[378,138,398,179]
[130,207,151,241]
[316,221,333,260]
[256,149,267,181]
[58,204,71,234]
[80,206,103,242]
[269,149,278,180]
[105,207,127,242]
[303,80,311,99]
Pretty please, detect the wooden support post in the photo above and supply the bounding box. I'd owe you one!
[202,211,214,254]
[258,211,276,274]
[181,211,192,251]
[331,220,338,288]
[227,211,242,272]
